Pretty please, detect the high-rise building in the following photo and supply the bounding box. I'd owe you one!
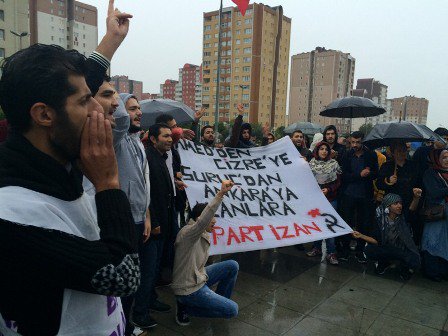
[141,93,160,100]
[161,79,178,100]
[0,0,30,58]
[289,47,355,134]
[201,3,291,129]
[351,78,388,130]
[29,0,98,56]
[390,96,428,125]
[111,75,143,101]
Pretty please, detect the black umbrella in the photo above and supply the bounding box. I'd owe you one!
[363,121,445,148]
[284,122,324,135]
[320,97,386,133]
[320,96,386,118]
[140,99,195,128]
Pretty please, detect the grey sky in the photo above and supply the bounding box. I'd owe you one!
[88,0,448,129]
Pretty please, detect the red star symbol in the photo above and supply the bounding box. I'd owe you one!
[308,208,321,218]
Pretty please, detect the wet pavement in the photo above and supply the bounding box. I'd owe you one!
[141,246,448,336]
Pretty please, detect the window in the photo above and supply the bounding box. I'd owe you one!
[242,94,249,100]
[245,18,252,24]
[243,66,250,72]
[0,29,4,40]
[243,57,251,62]
[236,21,241,26]
[242,76,250,82]
[244,38,252,44]
[0,48,4,58]
[204,43,211,48]
[236,39,241,45]
[235,58,240,63]
[235,30,241,35]
[244,28,252,34]
[204,25,211,31]
[204,34,211,40]
[243,47,251,54]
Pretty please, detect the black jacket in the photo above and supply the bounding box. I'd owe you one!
[146,145,175,238]
[341,146,379,199]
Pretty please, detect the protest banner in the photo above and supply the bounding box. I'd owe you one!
[177,137,352,255]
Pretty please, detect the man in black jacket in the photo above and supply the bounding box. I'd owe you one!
[323,125,346,163]
[132,123,174,329]
[338,131,379,262]
[0,3,138,334]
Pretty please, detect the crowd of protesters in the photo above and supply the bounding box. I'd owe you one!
[0,1,447,335]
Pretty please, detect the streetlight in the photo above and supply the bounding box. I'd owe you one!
[239,85,248,102]
[10,31,28,50]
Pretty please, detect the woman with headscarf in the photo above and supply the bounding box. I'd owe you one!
[306,142,342,265]
[421,149,448,281]
[353,192,422,280]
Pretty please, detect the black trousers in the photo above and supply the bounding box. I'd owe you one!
[365,244,421,270]
[338,194,375,254]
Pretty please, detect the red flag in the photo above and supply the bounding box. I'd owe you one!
[231,0,250,16]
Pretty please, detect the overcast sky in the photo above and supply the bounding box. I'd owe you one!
[87,0,448,129]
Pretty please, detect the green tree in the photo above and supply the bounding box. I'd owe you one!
[274,126,285,140]
[359,123,374,137]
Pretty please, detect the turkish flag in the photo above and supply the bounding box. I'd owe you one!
[231,0,250,16]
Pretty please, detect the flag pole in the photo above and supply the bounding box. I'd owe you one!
[214,0,223,136]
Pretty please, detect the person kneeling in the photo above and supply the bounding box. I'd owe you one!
[352,191,422,281]
[171,181,239,326]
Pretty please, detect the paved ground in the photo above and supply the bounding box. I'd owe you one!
[141,246,448,336]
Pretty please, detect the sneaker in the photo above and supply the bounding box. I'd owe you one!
[175,301,191,326]
[132,315,157,329]
[306,248,322,257]
[150,299,171,313]
[375,261,391,275]
[355,252,368,264]
[132,327,145,336]
[326,253,339,265]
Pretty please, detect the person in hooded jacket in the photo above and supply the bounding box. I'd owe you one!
[225,104,256,148]
[306,142,342,265]
[323,125,346,163]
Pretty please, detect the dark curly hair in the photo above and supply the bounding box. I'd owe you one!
[0,44,88,133]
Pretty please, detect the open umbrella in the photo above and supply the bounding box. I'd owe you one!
[320,96,386,133]
[284,122,324,135]
[363,121,445,149]
[140,99,195,128]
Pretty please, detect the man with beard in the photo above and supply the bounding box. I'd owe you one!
[290,130,312,162]
[200,125,216,147]
[113,93,152,335]
[338,131,379,262]
[225,104,256,148]
[323,125,346,163]
[131,123,174,329]
[0,5,141,335]
[93,75,119,129]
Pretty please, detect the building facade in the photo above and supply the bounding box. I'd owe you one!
[111,75,143,101]
[351,78,389,130]
[161,79,178,100]
[141,93,160,100]
[201,3,291,129]
[289,47,355,134]
[0,0,30,58]
[29,0,97,56]
[390,96,428,125]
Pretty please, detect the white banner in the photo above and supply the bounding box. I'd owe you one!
[177,137,352,255]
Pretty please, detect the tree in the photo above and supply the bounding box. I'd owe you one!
[0,107,4,121]
[359,123,373,137]
[274,126,285,140]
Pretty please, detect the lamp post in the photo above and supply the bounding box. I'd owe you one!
[10,31,28,50]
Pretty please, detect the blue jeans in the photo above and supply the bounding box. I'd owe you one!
[312,200,337,254]
[176,260,239,319]
[133,230,165,318]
